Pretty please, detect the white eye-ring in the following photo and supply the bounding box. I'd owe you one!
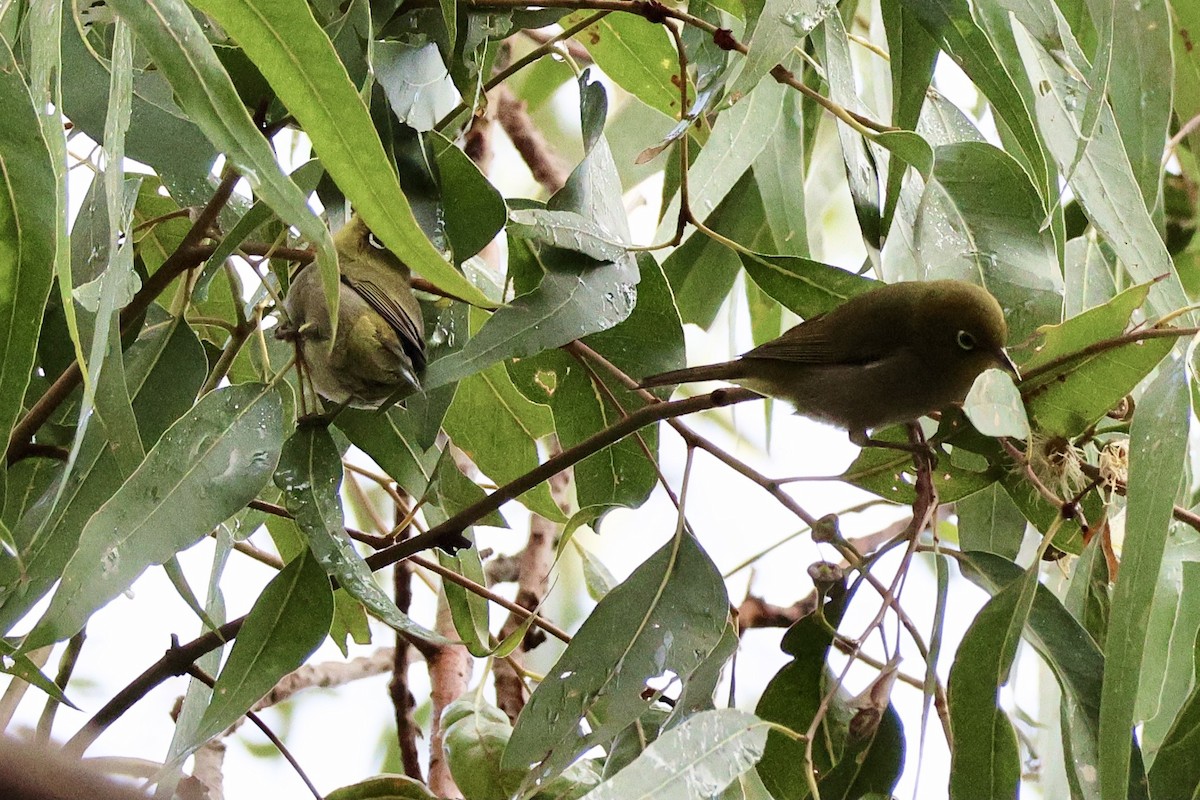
[956,330,977,351]
[367,232,386,250]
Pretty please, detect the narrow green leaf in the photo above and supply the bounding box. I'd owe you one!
[752,89,809,257]
[0,320,207,633]
[507,208,628,262]
[441,361,565,522]
[579,710,769,800]
[1149,608,1200,798]
[956,483,1027,559]
[909,142,1063,343]
[106,0,340,327]
[190,548,333,749]
[1022,281,1154,372]
[436,535,492,656]
[901,0,1051,202]
[1022,336,1175,440]
[503,533,729,782]
[0,641,75,707]
[880,0,939,227]
[429,131,506,263]
[1104,0,1172,210]
[1171,1,1200,158]
[1140,554,1200,755]
[1012,19,1186,318]
[374,41,461,132]
[184,0,493,307]
[657,78,786,244]
[814,15,882,248]
[24,383,286,648]
[562,11,687,119]
[273,427,444,643]
[1100,356,1191,800]
[947,575,1028,800]
[738,252,876,318]
[728,0,832,100]
[958,550,1133,800]
[325,775,437,800]
[663,174,769,328]
[0,38,57,452]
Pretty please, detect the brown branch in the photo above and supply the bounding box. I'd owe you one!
[409,555,571,643]
[1077,461,1200,536]
[364,387,759,567]
[426,597,469,797]
[36,630,86,742]
[494,84,568,194]
[454,0,894,133]
[565,341,821,526]
[494,439,567,721]
[1018,325,1200,384]
[522,28,594,62]
[737,593,817,632]
[250,649,395,710]
[389,496,424,782]
[7,168,243,465]
[65,622,246,756]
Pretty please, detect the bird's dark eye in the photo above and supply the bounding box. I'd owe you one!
[367,232,386,250]
[956,330,976,351]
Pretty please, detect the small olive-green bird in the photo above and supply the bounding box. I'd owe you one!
[278,215,426,409]
[639,279,1017,444]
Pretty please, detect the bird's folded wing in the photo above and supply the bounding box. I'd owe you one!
[742,314,891,366]
[343,275,427,369]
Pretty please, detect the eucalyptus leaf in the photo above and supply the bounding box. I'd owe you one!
[24,383,285,649]
[187,548,332,752]
[273,426,444,643]
[503,533,729,783]
[1100,356,1190,800]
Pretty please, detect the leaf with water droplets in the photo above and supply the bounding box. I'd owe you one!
[578,710,768,800]
[23,383,285,649]
[727,0,837,102]
[503,533,729,783]
[1012,19,1185,318]
[904,141,1063,344]
[423,78,638,389]
[273,427,445,644]
[0,35,57,467]
[508,208,628,262]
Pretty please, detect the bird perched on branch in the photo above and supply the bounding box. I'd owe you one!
[277,215,426,410]
[639,279,1017,445]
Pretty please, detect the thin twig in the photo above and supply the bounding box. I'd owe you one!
[364,387,761,566]
[185,666,322,800]
[7,168,243,464]
[409,555,571,643]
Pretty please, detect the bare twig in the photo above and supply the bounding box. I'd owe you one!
[186,666,321,800]
[495,85,568,194]
[389,495,424,782]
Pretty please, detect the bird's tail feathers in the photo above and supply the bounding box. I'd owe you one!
[638,361,743,389]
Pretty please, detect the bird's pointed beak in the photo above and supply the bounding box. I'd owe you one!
[995,348,1020,381]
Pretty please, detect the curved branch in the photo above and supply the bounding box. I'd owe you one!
[364,387,761,568]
